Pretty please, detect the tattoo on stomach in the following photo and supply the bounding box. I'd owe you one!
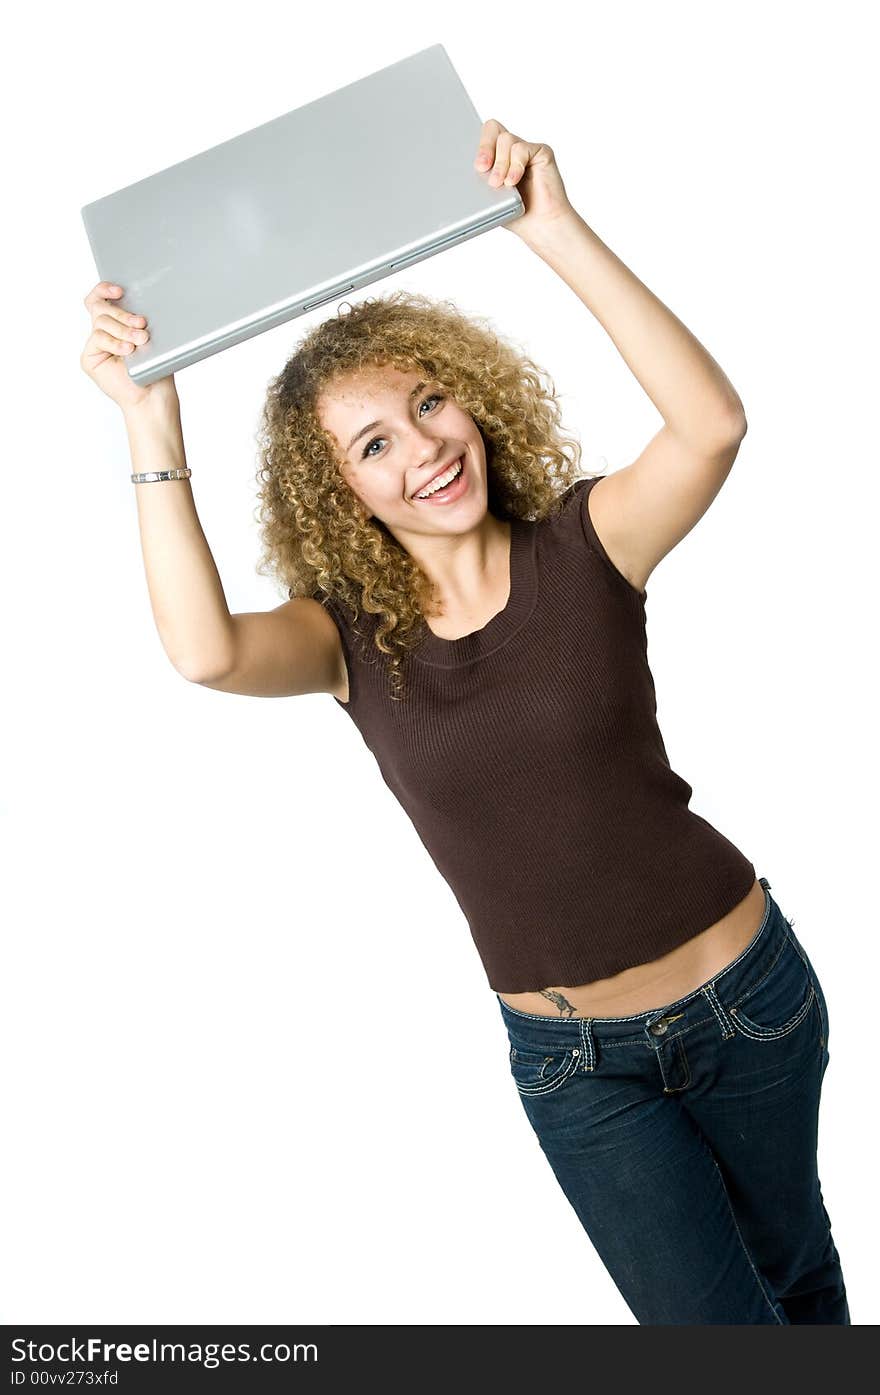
[538,989,577,1017]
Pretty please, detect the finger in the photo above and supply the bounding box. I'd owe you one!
[83,283,148,335]
[84,281,124,311]
[96,312,150,345]
[99,305,148,332]
[474,116,507,170]
[502,140,533,186]
[474,141,494,169]
[487,131,515,185]
[84,280,148,332]
[84,327,137,358]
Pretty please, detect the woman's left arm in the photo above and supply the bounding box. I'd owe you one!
[474,118,749,592]
[475,117,746,445]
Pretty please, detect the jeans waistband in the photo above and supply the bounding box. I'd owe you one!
[496,876,790,1046]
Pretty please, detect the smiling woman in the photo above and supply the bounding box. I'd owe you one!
[252,288,586,700]
[80,94,853,1330]
[319,370,483,546]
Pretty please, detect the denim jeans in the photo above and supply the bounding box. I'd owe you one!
[496,877,850,1324]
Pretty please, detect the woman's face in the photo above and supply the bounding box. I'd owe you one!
[317,365,488,540]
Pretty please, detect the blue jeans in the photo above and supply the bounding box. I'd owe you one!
[496,877,850,1324]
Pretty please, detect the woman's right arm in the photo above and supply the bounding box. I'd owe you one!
[82,281,346,700]
[124,400,347,699]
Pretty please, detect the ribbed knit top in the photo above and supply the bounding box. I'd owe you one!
[321,474,756,993]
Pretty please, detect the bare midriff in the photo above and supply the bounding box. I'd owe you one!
[496,877,766,1018]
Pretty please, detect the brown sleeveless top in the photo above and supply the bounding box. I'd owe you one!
[321,475,756,993]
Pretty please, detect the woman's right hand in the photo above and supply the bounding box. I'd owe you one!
[80,281,178,414]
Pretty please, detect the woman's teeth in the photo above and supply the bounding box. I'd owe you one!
[416,458,463,499]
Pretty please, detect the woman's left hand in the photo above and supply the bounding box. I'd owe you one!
[473,117,575,240]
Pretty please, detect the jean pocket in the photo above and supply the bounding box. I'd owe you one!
[508,1043,580,1096]
[728,932,817,1041]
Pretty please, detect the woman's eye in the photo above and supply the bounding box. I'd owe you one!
[361,394,444,458]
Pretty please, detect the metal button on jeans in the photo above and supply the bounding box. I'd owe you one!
[649,1018,668,1036]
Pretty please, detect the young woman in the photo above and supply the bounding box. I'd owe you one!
[80,118,850,1325]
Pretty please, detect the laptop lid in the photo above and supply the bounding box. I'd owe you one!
[80,44,524,386]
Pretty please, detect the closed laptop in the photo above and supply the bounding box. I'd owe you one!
[80,43,524,385]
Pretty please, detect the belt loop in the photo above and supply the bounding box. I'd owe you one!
[579,1017,596,1071]
[701,982,736,1040]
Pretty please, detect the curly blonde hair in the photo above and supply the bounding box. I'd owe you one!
[254,289,592,700]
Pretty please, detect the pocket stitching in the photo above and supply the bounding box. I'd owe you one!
[509,1046,580,1096]
[730,984,816,1040]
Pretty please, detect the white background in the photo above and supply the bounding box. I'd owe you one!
[3,0,876,1325]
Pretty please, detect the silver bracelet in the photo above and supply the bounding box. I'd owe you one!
[130,467,192,484]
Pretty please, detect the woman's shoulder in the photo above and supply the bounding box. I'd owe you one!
[314,587,383,669]
[535,473,605,539]
[536,473,647,601]
[557,472,604,509]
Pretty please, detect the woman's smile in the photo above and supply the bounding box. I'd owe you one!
[412,454,468,504]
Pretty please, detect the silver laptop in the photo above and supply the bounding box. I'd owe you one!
[80,44,524,386]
